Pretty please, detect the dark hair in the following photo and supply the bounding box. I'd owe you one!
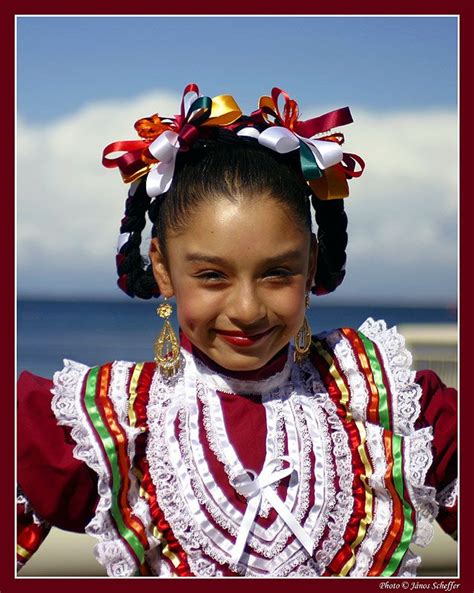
[116,130,348,299]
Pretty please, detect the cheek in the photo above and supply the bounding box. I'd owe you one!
[268,286,306,322]
[174,290,220,333]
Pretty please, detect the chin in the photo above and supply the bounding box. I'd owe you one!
[213,350,275,372]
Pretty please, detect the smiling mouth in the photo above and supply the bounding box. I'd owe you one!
[214,328,275,347]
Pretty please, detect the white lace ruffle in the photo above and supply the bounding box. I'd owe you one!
[350,423,393,576]
[403,427,438,547]
[146,349,359,577]
[358,318,422,437]
[196,347,293,395]
[358,319,440,550]
[50,359,149,577]
[397,548,422,577]
[437,478,458,509]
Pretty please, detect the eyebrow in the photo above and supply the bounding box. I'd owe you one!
[185,250,304,266]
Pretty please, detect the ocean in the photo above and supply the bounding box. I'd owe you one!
[17,299,458,379]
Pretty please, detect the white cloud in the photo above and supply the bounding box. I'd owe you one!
[17,91,458,303]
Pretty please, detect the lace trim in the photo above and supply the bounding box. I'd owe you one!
[397,548,422,577]
[147,353,362,576]
[192,347,293,395]
[403,427,438,547]
[350,424,393,576]
[107,362,163,575]
[143,319,441,576]
[51,359,146,577]
[437,478,458,508]
[325,330,369,422]
[311,394,355,572]
[147,367,225,577]
[197,377,286,522]
[358,318,422,436]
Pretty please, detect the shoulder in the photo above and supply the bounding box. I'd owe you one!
[308,318,422,435]
[48,359,156,432]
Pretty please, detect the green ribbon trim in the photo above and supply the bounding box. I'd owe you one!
[84,367,145,566]
[357,331,391,430]
[381,434,415,575]
[298,139,323,180]
[188,96,212,125]
[356,331,415,575]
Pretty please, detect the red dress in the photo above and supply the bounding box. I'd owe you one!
[17,319,457,577]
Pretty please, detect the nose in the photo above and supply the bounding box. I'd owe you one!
[226,282,267,328]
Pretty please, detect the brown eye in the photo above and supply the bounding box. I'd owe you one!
[194,271,226,282]
[265,268,293,278]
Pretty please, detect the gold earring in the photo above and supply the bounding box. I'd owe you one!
[294,294,312,364]
[154,299,180,377]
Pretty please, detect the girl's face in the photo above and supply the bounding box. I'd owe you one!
[150,196,317,372]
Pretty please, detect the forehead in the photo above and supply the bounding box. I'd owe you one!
[168,196,309,259]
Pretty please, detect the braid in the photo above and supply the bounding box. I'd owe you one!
[114,136,350,299]
[311,196,348,295]
[116,180,159,298]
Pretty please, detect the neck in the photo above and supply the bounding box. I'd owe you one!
[179,330,289,381]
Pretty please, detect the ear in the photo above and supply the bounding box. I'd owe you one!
[305,233,318,293]
[149,238,175,298]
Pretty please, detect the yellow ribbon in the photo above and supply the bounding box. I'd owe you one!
[200,94,242,127]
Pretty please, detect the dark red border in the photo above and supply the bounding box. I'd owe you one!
[4,1,473,592]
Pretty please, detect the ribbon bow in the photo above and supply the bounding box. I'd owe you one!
[229,456,314,566]
[102,83,242,197]
[240,87,365,199]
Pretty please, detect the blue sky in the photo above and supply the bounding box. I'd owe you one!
[18,16,457,120]
[16,16,458,303]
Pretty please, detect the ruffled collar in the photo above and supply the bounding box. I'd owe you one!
[179,330,292,395]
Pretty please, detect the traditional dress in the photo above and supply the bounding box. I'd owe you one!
[17,319,457,577]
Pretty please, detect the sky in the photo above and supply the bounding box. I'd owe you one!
[16,15,458,304]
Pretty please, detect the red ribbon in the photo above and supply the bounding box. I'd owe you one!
[102,83,204,182]
[252,87,354,138]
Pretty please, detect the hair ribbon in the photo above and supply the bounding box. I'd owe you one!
[245,87,365,199]
[102,83,242,197]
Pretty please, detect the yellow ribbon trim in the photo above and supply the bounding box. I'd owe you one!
[339,420,374,576]
[151,526,182,568]
[200,94,242,127]
[315,339,374,575]
[133,469,182,570]
[16,544,32,559]
[314,340,352,421]
[128,363,144,427]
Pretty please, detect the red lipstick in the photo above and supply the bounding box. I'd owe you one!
[215,328,274,347]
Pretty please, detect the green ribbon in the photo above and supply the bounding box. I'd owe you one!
[187,96,212,125]
[358,332,391,430]
[84,367,145,566]
[357,332,415,575]
[381,434,415,575]
[298,139,323,180]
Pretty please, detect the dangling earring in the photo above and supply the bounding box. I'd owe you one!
[154,298,180,377]
[294,294,312,364]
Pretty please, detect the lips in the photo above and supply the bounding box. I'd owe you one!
[215,327,274,347]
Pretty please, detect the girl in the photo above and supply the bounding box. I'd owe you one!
[17,84,457,578]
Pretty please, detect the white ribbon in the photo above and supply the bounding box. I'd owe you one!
[116,232,130,252]
[146,130,180,198]
[183,90,199,119]
[237,126,343,171]
[296,134,343,170]
[229,456,314,565]
[257,127,300,153]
